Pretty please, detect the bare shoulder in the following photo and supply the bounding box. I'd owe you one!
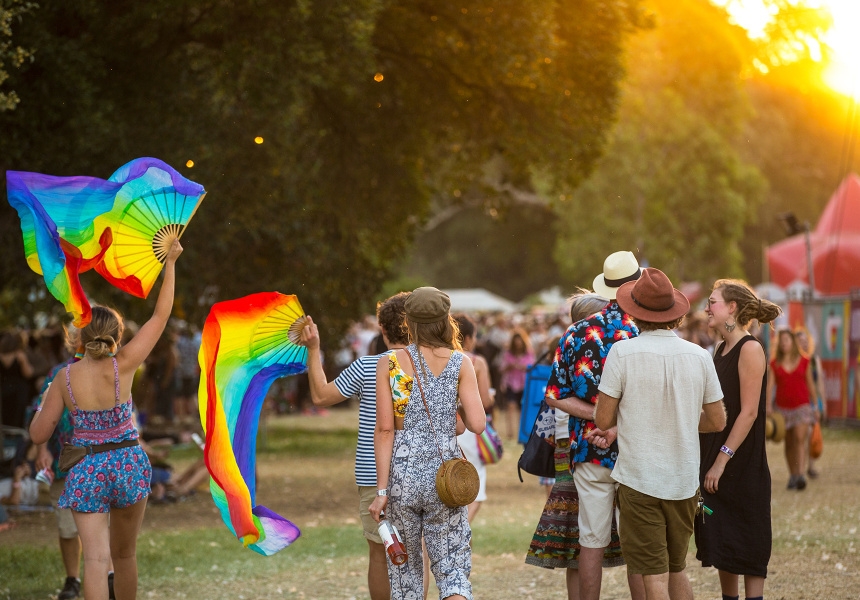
[738,338,767,376]
[458,351,476,375]
[739,337,765,361]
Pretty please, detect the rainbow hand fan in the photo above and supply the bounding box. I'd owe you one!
[198,292,309,555]
[6,158,205,326]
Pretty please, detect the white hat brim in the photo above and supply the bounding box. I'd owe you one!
[593,274,619,300]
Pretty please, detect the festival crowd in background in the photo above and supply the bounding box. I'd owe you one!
[0,257,829,600]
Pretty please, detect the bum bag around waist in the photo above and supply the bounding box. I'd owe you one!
[58,439,140,472]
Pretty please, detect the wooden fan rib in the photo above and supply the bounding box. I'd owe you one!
[132,259,162,283]
[111,249,156,260]
[177,194,189,227]
[164,190,176,224]
[121,212,159,237]
[128,197,163,232]
[178,192,204,240]
[263,345,302,368]
[253,327,290,340]
[254,338,290,355]
[117,254,158,271]
[256,322,297,333]
[112,241,155,249]
[152,191,171,228]
[276,303,303,319]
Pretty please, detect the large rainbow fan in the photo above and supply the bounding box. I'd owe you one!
[198,292,309,555]
[6,158,205,326]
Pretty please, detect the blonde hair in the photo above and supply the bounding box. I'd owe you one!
[713,279,782,327]
[76,306,124,359]
[406,315,462,351]
[793,325,815,357]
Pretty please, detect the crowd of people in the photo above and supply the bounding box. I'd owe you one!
[0,245,831,600]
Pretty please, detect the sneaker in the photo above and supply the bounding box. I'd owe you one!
[58,576,81,600]
[796,475,807,490]
[787,476,798,490]
[108,571,116,600]
[808,467,820,479]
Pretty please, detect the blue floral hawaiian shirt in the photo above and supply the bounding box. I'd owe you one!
[544,301,638,468]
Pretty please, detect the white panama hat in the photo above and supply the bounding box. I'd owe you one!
[592,251,642,300]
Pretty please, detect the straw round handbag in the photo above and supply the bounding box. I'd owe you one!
[408,351,479,508]
[435,455,480,508]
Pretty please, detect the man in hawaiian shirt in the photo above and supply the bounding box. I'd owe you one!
[545,250,644,600]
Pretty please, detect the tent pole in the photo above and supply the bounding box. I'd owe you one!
[804,223,816,299]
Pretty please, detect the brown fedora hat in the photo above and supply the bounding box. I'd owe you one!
[765,412,786,443]
[616,268,690,323]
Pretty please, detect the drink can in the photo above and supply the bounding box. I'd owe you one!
[35,468,54,486]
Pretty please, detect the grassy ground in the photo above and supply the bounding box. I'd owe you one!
[1,408,858,599]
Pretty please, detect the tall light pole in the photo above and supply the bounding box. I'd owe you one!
[778,212,816,299]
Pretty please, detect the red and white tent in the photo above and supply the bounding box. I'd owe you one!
[767,174,860,296]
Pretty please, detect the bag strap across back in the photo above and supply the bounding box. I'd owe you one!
[405,349,466,463]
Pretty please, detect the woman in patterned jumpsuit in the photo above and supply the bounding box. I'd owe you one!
[369,287,486,600]
[31,239,183,600]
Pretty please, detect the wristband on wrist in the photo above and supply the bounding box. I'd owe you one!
[376,489,388,497]
[719,445,735,459]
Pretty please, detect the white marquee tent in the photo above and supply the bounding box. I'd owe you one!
[441,288,518,313]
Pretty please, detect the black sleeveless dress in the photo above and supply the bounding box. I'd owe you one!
[695,336,771,577]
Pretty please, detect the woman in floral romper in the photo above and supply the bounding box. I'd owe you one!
[31,239,183,600]
[369,287,486,600]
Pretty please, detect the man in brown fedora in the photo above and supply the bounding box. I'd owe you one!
[545,250,645,600]
[595,268,727,600]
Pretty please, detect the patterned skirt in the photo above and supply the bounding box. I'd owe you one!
[525,438,625,569]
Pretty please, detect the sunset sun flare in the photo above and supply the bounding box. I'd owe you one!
[715,0,860,98]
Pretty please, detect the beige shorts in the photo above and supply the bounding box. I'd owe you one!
[573,462,618,548]
[358,486,383,544]
[51,481,77,539]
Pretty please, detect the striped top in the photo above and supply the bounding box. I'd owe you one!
[334,350,392,487]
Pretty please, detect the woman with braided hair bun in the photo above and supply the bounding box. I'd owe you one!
[30,238,183,600]
[696,278,781,600]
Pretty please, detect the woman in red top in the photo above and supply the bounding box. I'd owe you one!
[766,329,816,490]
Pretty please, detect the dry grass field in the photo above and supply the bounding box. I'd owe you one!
[2,408,858,599]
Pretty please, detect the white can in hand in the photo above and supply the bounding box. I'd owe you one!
[35,468,54,486]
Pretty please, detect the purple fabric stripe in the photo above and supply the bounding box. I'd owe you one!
[233,362,307,500]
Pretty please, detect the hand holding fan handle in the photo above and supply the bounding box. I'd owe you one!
[297,316,319,349]
[165,238,183,264]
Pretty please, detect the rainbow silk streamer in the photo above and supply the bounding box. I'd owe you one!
[198,292,308,555]
[6,158,205,326]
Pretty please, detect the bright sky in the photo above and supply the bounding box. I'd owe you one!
[712,0,860,97]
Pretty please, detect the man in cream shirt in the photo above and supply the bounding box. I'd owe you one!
[595,268,726,600]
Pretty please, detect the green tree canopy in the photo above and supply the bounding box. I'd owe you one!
[554,0,766,289]
[0,0,34,111]
[0,1,646,334]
